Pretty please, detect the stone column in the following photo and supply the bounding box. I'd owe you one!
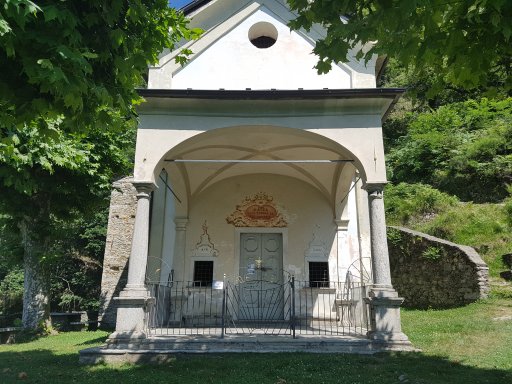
[110,181,156,341]
[367,184,393,289]
[363,183,410,343]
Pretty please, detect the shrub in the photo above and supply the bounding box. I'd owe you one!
[387,98,512,202]
[385,182,458,226]
[0,266,24,324]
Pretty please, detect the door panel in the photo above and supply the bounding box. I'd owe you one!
[239,233,283,320]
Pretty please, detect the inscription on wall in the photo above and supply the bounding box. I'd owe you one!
[226,192,287,227]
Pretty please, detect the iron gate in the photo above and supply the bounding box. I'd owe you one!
[223,277,294,336]
[145,276,369,337]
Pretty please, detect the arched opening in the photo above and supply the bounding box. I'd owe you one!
[146,125,367,289]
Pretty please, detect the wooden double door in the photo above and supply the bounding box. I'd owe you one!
[238,233,284,320]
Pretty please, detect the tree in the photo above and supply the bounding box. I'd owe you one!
[0,0,199,133]
[0,1,200,329]
[0,115,136,328]
[288,0,512,94]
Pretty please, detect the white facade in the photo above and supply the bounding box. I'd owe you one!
[107,0,410,348]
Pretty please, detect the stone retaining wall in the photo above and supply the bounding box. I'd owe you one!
[98,177,137,328]
[388,226,489,309]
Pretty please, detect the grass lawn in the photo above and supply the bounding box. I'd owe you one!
[1,298,511,384]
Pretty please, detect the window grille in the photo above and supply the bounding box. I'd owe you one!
[193,261,213,287]
[309,262,329,288]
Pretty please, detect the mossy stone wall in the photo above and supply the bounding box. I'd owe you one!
[98,177,137,328]
[388,226,489,308]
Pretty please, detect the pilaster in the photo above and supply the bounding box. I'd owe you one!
[174,218,189,281]
[334,219,350,280]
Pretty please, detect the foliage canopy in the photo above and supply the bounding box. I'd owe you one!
[0,0,201,328]
[288,0,512,94]
[0,0,199,132]
[386,98,512,202]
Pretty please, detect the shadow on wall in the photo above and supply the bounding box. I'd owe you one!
[99,266,128,330]
[388,226,489,309]
[98,177,137,329]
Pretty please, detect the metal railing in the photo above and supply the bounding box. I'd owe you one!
[293,280,369,336]
[147,281,225,336]
[146,277,369,338]
[224,277,293,336]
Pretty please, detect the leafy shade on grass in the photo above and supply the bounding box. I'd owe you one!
[401,298,512,370]
[1,300,512,384]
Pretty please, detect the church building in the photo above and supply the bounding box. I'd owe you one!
[89,0,413,360]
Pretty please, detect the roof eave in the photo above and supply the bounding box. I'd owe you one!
[181,0,213,15]
[137,88,404,100]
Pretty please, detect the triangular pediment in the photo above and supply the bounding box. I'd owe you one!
[148,0,377,90]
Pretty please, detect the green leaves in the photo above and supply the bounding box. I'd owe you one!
[386,98,512,202]
[288,0,512,93]
[0,1,199,326]
[0,0,200,215]
[1,0,199,132]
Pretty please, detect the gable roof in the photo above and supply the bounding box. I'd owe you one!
[150,0,378,90]
[181,0,213,14]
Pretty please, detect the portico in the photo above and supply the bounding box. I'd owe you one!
[88,0,413,360]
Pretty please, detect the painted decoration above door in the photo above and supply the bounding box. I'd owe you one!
[226,192,287,227]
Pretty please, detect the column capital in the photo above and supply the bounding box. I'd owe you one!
[363,182,388,199]
[362,181,388,193]
[334,219,349,230]
[132,181,157,198]
[174,217,189,231]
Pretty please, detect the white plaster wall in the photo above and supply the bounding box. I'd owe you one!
[159,182,176,283]
[171,8,351,90]
[177,173,360,284]
[146,171,176,284]
[133,115,387,185]
[345,177,364,278]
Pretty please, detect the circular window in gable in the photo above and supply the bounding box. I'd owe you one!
[248,21,278,49]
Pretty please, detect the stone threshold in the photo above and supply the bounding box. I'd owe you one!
[79,335,417,364]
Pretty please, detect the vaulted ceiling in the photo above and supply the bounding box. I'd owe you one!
[162,126,358,213]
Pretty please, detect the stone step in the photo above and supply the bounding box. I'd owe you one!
[79,335,417,364]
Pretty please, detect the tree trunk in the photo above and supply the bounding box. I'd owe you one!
[20,220,51,330]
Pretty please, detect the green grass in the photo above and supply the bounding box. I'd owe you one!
[1,299,511,384]
[2,188,510,383]
[402,298,512,370]
[416,203,512,276]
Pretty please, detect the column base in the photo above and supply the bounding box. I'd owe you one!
[367,330,410,342]
[108,330,148,341]
[365,287,410,343]
[111,288,154,338]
